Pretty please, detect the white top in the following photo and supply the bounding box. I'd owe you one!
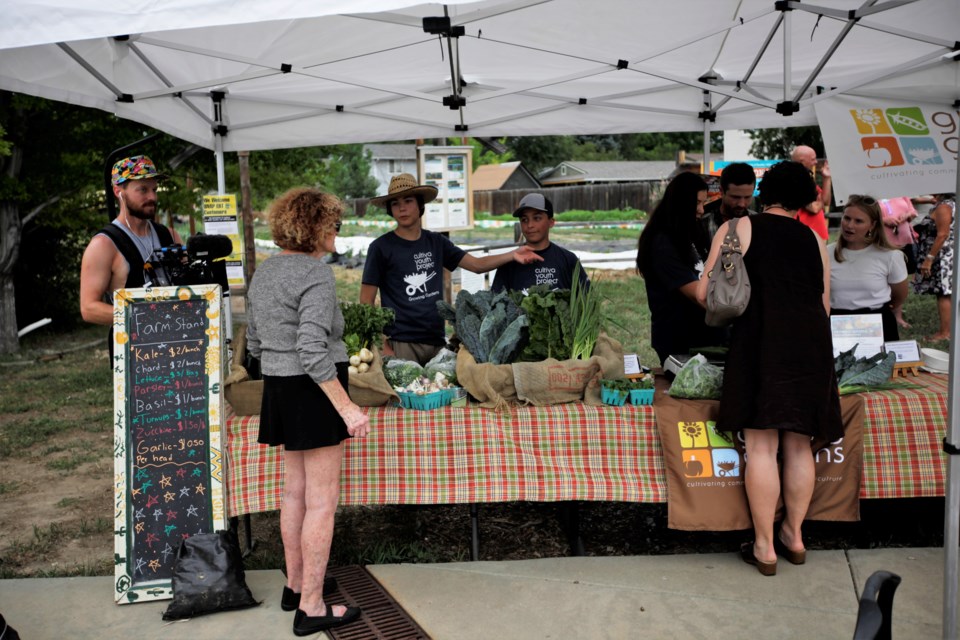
[828,243,908,310]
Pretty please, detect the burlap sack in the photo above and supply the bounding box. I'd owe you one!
[224,325,264,416]
[456,333,623,408]
[512,333,624,406]
[348,346,399,407]
[456,347,518,410]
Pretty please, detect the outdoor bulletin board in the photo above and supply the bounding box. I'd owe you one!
[111,284,227,604]
[418,145,474,232]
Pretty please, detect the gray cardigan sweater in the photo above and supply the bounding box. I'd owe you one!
[245,254,347,384]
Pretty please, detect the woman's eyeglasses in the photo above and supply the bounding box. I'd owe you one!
[334,221,342,232]
[848,194,878,206]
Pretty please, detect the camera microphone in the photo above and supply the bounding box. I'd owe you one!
[187,234,234,261]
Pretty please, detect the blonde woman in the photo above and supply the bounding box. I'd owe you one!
[829,194,910,341]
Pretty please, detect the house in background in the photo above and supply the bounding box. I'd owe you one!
[471,161,540,192]
[363,143,417,196]
[539,160,676,186]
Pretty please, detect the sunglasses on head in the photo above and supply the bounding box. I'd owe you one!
[848,194,878,206]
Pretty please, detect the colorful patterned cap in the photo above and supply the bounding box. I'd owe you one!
[111,155,166,185]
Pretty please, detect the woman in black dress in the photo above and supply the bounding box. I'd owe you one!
[698,162,843,576]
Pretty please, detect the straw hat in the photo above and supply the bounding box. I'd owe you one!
[369,173,438,208]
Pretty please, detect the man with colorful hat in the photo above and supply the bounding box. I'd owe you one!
[491,192,588,293]
[360,173,543,365]
[80,155,181,328]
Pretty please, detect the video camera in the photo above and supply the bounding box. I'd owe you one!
[146,233,233,289]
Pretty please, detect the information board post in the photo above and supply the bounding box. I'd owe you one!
[112,284,227,604]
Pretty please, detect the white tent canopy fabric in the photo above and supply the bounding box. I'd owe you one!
[1,0,957,152]
[3,0,960,635]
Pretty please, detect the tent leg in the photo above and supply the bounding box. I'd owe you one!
[942,139,960,640]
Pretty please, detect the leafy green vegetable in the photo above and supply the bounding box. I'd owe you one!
[340,302,395,350]
[601,376,654,391]
[439,290,527,364]
[835,346,898,391]
[517,286,572,361]
[668,354,723,399]
[383,359,424,388]
[569,262,600,360]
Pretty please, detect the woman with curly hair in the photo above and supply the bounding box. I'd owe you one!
[698,161,843,577]
[246,187,368,635]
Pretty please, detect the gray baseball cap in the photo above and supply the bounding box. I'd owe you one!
[513,193,554,218]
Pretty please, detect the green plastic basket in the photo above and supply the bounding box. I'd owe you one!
[630,388,655,406]
[600,385,628,406]
[397,388,454,411]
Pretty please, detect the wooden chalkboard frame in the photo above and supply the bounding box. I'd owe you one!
[112,284,227,604]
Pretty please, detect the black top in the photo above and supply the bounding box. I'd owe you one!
[362,229,466,344]
[643,232,725,365]
[718,214,843,440]
[491,242,586,292]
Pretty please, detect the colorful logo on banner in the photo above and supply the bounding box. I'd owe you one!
[850,107,944,168]
[676,421,742,479]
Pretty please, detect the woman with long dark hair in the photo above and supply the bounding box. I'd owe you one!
[637,171,724,365]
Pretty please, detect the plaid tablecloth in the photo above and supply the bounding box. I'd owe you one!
[225,373,948,517]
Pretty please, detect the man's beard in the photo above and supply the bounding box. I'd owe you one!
[126,200,157,220]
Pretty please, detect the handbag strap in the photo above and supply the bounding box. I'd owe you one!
[720,216,743,257]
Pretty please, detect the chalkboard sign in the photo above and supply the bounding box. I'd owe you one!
[112,284,226,604]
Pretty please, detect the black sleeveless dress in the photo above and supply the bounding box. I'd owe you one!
[717,214,843,441]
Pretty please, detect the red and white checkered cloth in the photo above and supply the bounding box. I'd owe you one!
[225,373,948,517]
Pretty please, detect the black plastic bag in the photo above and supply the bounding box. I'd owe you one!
[162,530,260,620]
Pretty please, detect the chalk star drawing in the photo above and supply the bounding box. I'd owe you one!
[148,559,161,572]
[153,508,164,521]
[144,533,159,548]
[163,491,176,503]
[134,508,145,520]
[188,449,198,457]
[165,509,178,522]
[161,543,174,562]
[159,475,172,488]
[186,505,199,517]
[194,483,206,494]
[181,533,191,540]
[134,557,147,576]
[158,343,167,350]
[172,305,179,311]
[145,494,159,508]
[131,487,142,497]
[176,468,187,479]
[135,521,145,534]
[136,468,149,481]
[179,486,191,498]
[140,480,153,492]
[164,524,177,536]
[191,469,203,478]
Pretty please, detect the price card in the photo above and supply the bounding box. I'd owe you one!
[624,353,642,379]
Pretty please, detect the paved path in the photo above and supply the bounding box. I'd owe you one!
[0,547,952,639]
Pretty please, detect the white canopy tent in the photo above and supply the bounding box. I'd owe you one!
[2,0,960,633]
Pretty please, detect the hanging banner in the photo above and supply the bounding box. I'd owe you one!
[201,194,245,287]
[815,96,958,204]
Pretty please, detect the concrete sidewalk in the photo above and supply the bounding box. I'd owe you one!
[0,547,951,639]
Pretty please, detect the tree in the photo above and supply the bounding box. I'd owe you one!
[747,126,824,160]
[0,92,216,354]
[323,145,378,200]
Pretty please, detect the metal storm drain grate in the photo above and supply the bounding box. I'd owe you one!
[325,565,431,640]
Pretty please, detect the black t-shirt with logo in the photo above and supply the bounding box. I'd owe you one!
[362,230,466,344]
[490,242,587,293]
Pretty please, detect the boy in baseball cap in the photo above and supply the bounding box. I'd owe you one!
[491,193,588,293]
[360,173,543,365]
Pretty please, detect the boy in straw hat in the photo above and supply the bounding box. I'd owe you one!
[360,173,542,365]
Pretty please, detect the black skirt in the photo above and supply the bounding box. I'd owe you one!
[258,363,351,450]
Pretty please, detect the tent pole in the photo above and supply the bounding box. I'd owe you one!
[215,134,226,196]
[943,131,960,640]
[782,8,792,103]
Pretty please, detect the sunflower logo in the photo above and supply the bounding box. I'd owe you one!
[679,421,706,447]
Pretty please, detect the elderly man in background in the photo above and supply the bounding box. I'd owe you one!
[790,145,832,240]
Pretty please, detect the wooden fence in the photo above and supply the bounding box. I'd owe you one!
[345,180,665,217]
